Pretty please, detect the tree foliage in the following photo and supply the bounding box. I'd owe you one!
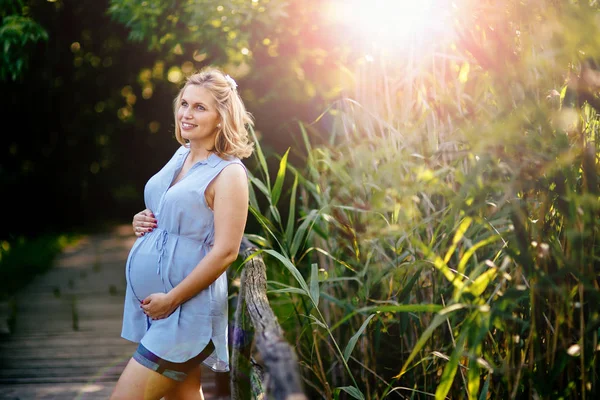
[0,0,48,81]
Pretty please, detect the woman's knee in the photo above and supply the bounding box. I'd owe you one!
[111,357,178,400]
[164,365,203,400]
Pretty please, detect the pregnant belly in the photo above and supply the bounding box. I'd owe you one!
[128,250,165,300]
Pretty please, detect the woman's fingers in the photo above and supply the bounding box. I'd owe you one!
[132,209,158,236]
[141,218,158,228]
[140,208,153,217]
[139,218,158,233]
[138,210,158,227]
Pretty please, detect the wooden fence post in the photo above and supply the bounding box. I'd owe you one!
[230,237,308,400]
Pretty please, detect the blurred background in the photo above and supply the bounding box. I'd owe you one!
[2,0,599,399]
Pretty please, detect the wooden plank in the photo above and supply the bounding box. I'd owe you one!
[0,225,224,399]
[0,378,219,400]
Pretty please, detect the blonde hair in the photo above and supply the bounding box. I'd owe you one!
[173,67,254,159]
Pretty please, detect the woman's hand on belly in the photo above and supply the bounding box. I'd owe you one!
[140,292,178,320]
[132,208,157,237]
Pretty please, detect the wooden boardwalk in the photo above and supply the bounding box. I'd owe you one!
[0,225,227,400]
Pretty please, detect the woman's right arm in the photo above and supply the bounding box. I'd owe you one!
[132,208,157,237]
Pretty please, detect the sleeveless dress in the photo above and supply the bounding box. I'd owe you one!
[121,145,244,372]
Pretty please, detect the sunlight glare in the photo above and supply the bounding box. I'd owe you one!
[328,0,455,51]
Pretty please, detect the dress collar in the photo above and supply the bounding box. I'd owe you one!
[205,152,221,168]
[180,147,221,168]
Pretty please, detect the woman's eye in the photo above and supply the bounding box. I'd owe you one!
[196,105,205,111]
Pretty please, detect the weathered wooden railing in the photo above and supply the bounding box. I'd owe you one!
[230,237,308,400]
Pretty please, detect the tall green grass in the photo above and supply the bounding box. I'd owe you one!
[244,1,599,399]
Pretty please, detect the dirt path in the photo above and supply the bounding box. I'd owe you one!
[0,225,226,400]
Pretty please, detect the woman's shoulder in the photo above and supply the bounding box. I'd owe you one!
[212,153,245,168]
[214,156,248,181]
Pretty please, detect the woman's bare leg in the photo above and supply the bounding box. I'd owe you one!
[110,357,179,400]
[164,364,204,400]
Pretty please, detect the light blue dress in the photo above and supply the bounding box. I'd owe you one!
[121,145,244,372]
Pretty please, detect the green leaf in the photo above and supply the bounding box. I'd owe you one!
[468,357,481,400]
[268,287,306,296]
[330,303,444,332]
[396,269,423,302]
[478,373,491,400]
[444,217,472,264]
[248,172,271,198]
[244,233,268,248]
[269,204,281,225]
[284,172,299,247]
[290,209,319,259]
[435,332,467,400]
[271,147,290,206]
[266,280,306,296]
[248,205,275,233]
[264,249,311,301]
[248,206,284,253]
[457,235,501,274]
[396,304,465,379]
[356,304,444,314]
[466,267,498,297]
[343,314,375,362]
[559,84,568,109]
[337,386,365,400]
[300,246,357,272]
[413,238,461,288]
[310,263,320,307]
[247,176,260,210]
[249,125,270,188]
[298,121,320,183]
[308,314,328,329]
[299,121,313,155]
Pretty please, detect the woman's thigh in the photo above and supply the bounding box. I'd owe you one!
[110,357,179,400]
[164,364,204,400]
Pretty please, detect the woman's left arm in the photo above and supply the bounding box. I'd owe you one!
[141,163,249,319]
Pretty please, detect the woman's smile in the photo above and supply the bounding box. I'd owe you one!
[180,122,197,130]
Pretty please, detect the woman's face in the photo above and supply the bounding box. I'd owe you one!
[177,85,220,145]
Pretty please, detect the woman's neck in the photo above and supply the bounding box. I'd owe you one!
[186,144,212,163]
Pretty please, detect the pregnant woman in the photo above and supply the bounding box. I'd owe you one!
[110,67,254,400]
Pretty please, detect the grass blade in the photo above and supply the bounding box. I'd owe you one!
[290,209,319,259]
[444,217,472,264]
[466,267,498,297]
[343,313,375,362]
[435,332,467,400]
[337,386,365,400]
[457,235,501,274]
[264,249,311,302]
[248,172,271,199]
[467,356,481,400]
[395,304,466,379]
[271,147,290,207]
[285,172,299,246]
[478,373,491,400]
[310,262,320,307]
[249,125,270,188]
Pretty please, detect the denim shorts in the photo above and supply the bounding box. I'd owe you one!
[133,340,215,382]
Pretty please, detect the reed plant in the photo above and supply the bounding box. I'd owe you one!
[243,1,599,398]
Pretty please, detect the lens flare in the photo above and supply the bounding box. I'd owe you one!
[326,0,456,53]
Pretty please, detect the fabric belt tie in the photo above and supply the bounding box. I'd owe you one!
[156,229,169,287]
[152,228,213,290]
